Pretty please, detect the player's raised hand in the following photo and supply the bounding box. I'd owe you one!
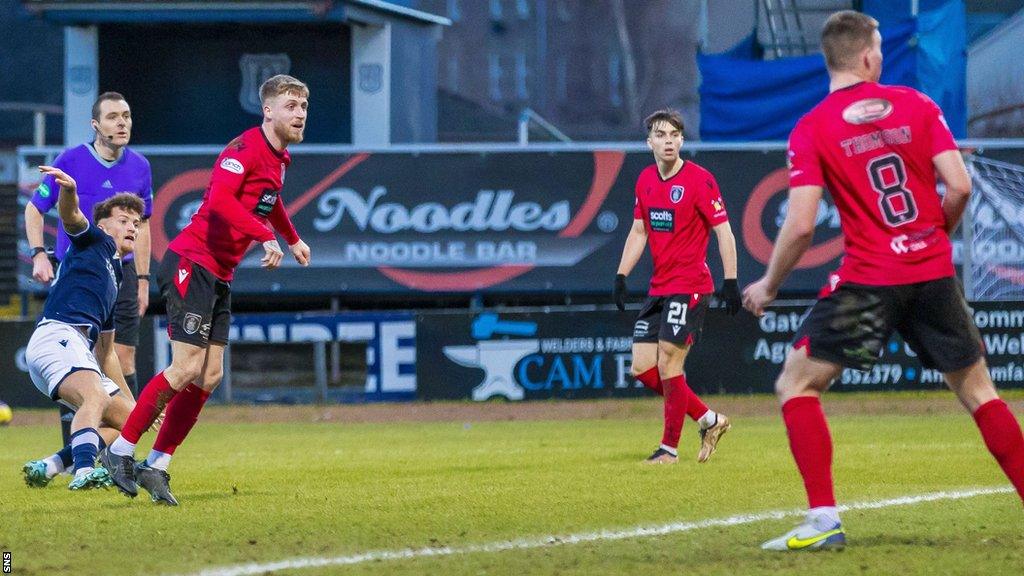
[38,165,77,193]
[717,278,741,316]
[742,277,776,317]
[289,239,311,266]
[261,240,284,269]
[613,274,627,311]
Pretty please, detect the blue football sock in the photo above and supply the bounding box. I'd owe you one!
[56,444,74,469]
[57,434,105,469]
[70,428,100,473]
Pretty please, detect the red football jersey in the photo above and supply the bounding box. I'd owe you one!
[169,127,300,281]
[788,82,958,286]
[633,161,729,295]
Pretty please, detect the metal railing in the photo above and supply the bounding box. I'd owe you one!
[0,102,63,147]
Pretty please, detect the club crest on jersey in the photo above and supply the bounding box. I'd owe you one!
[648,208,674,232]
[670,185,684,203]
[220,158,244,174]
[183,312,202,335]
[842,98,894,125]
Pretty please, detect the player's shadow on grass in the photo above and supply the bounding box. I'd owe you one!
[95,489,268,508]
[847,533,958,548]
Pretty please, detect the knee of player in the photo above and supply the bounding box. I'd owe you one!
[170,358,205,385]
[656,352,684,374]
[201,365,224,389]
[630,363,654,378]
[82,388,114,411]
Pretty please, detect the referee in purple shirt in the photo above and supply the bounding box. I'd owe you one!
[25,92,153,443]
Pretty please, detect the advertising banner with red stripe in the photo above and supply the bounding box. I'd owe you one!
[143,149,844,295]
[20,147,924,295]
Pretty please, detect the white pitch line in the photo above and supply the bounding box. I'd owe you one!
[179,486,1014,576]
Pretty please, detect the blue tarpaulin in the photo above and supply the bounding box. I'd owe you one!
[698,0,967,140]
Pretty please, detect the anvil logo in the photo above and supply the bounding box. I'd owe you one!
[442,313,538,401]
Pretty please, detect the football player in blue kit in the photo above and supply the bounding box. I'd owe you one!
[21,166,144,491]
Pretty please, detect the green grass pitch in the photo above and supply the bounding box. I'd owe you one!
[1,393,1022,575]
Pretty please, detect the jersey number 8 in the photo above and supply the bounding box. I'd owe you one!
[867,153,918,227]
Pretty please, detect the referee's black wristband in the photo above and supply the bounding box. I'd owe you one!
[137,274,151,281]
[31,246,47,258]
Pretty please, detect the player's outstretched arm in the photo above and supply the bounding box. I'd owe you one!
[743,185,822,316]
[207,181,277,242]
[39,165,88,235]
[934,150,972,234]
[267,200,310,266]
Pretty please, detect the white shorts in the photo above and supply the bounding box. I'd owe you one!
[26,322,120,410]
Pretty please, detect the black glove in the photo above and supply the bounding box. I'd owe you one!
[718,278,741,316]
[613,274,627,311]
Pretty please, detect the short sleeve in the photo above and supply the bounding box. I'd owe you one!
[787,117,825,188]
[694,173,729,226]
[66,222,106,249]
[30,173,59,213]
[923,95,958,157]
[30,150,72,213]
[140,157,154,219]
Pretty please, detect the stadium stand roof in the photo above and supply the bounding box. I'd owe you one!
[22,0,450,26]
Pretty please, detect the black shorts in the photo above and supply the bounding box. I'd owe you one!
[113,259,139,347]
[794,276,983,372]
[158,250,231,347]
[632,293,711,346]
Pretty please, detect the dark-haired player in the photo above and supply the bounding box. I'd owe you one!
[23,167,144,491]
[615,108,740,464]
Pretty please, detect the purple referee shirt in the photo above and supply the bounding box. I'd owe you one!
[31,143,153,261]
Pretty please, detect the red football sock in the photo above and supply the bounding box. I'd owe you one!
[638,368,709,423]
[782,396,836,508]
[636,367,662,395]
[120,371,178,444]
[973,399,1024,502]
[152,384,211,455]
[687,387,709,421]
[661,374,689,449]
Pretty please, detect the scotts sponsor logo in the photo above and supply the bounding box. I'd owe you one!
[219,158,244,174]
[36,183,51,198]
[842,98,894,125]
[313,187,571,233]
[648,208,674,232]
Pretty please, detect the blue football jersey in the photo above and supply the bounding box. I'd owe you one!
[39,223,123,346]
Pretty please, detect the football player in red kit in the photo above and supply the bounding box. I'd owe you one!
[615,109,740,464]
[101,75,313,505]
[744,11,1024,550]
